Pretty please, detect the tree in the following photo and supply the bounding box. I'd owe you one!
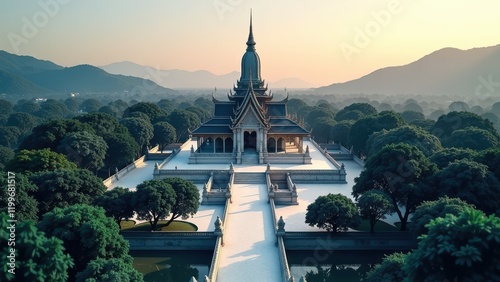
[120,117,153,153]
[0,213,73,282]
[305,193,360,232]
[349,111,405,156]
[30,169,106,217]
[74,112,128,137]
[124,102,166,121]
[194,97,214,113]
[0,173,39,222]
[0,126,20,148]
[93,187,134,229]
[404,208,500,281]
[6,149,77,175]
[306,106,335,128]
[448,101,470,112]
[411,197,475,235]
[151,122,177,152]
[433,160,500,215]
[335,103,377,122]
[102,132,140,176]
[353,143,438,231]
[162,178,200,226]
[403,102,423,113]
[311,117,336,143]
[6,112,38,132]
[431,111,498,139]
[75,258,143,282]
[409,119,434,131]
[167,110,200,142]
[64,97,80,112]
[98,105,120,118]
[400,110,425,123]
[0,98,13,115]
[157,99,175,114]
[79,98,101,113]
[365,252,406,282]
[36,99,69,119]
[357,190,394,233]
[38,204,133,280]
[476,147,500,180]
[0,145,14,170]
[19,119,92,151]
[14,99,40,114]
[133,179,176,231]
[331,120,354,147]
[429,147,478,169]
[57,131,108,172]
[366,125,442,157]
[442,126,499,151]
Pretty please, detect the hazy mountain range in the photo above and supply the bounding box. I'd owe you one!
[316,44,500,96]
[1,44,499,96]
[100,61,314,89]
[0,50,173,96]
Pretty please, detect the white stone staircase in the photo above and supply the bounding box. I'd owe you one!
[233,172,266,184]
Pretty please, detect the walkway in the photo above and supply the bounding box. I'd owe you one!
[217,183,281,282]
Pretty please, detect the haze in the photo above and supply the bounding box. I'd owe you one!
[1,0,499,87]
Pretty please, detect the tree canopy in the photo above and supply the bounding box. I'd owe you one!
[57,131,108,172]
[353,143,437,230]
[124,102,165,121]
[357,190,394,233]
[161,178,200,226]
[75,258,143,282]
[429,147,478,169]
[365,252,406,282]
[0,173,38,222]
[133,179,176,230]
[366,125,442,157]
[6,149,77,175]
[166,110,200,142]
[442,126,499,151]
[93,187,134,228]
[38,204,133,280]
[151,122,177,152]
[411,197,475,235]
[120,117,154,152]
[431,111,498,139]
[432,159,500,215]
[0,213,74,282]
[305,193,360,232]
[404,208,500,281]
[30,169,106,217]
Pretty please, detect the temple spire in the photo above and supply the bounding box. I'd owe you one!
[246,10,255,51]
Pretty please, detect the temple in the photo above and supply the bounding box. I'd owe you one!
[190,13,310,164]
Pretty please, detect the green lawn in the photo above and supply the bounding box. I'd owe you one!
[354,219,399,232]
[120,220,198,231]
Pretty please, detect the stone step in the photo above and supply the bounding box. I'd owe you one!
[234,173,266,184]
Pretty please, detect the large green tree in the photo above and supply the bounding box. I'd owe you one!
[38,204,133,280]
[349,111,405,156]
[167,110,200,142]
[102,132,140,176]
[151,122,177,152]
[57,131,108,172]
[0,213,74,282]
[405,208,500,281]
[120,117,154,153]
[335,103,377,122]
[93,187,135,229]
[30,169,106,217]
[0,173,38,222]
[0,99,13,115]
[431,111,498,139]
[305,193,360,232]
[311,117,336,143]
[429,147,477,169]
[14,99,40,114]
[365,252,406,282]
[411,197,475,235]
[0,145,14,170]
[6,112,38,133]
[476,147,500,180]
[6,149,77,175]
[330,120,354,147]
[0,126,21,148]
[356,190,394,233]
[162,178,200,226]
[73,112,128,137]
[433,160,500,215]
[442,126,499,151]
[19,119,92,151]
[124,102,166,121]
[133,179,176,231]
[353,143,438,231]
[75,258,143,282]
[366,125,442,157]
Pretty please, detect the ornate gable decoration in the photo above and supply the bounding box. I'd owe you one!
[241,108,260,126]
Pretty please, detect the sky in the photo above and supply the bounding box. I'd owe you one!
[0,0,499,87]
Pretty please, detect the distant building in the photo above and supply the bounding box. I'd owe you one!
[190,14,310,164]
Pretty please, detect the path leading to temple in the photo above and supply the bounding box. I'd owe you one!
[216,182,281,282]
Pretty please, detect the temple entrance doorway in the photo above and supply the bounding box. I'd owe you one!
[244,131,257,151]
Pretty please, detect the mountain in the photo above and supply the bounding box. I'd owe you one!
[101,62,240,89]
[0,51,174,96]
[101,61,314,89]
[316,44,500,96]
